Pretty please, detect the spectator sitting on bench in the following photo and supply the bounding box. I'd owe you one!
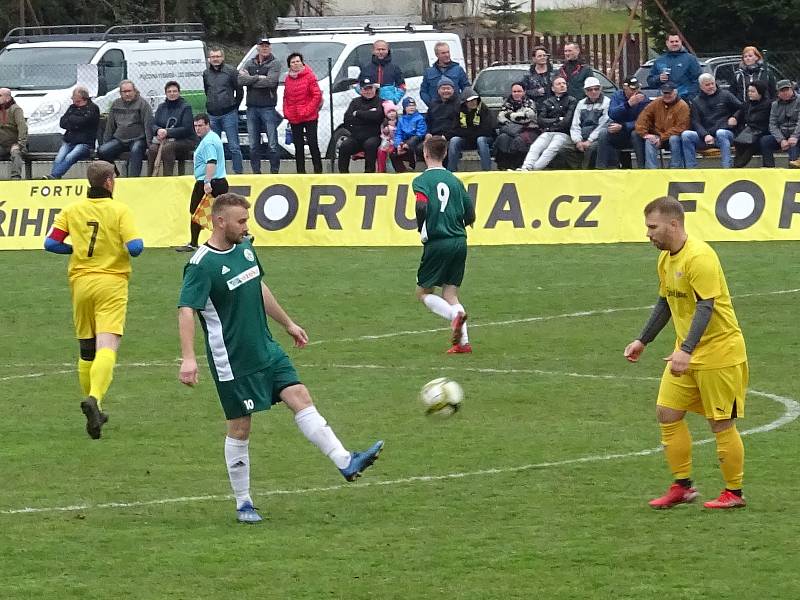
[45,86,100,180]
[146,81,196,176]
[596,76,649,169]
[448,87,494,172]
[0,87,27,180]
[632,82,690,169]
[731,81,771,168]
[425,77,461,140]
[761,79,800,168]
[555,76,610,170]
[338,75,384,173]
[97,80,153,177]
[391,97,427,173]
[681,73,742,169]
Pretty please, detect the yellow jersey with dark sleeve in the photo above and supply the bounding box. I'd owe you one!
[657,237,747,369]
[51,195,139,282]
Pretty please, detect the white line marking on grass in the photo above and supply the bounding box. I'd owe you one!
[3,371,797,516]
[307,287,800,346]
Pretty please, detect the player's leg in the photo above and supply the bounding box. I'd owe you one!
[649,367,702,508]
[90,277,128,410]
[442,284,469,349]
[78,338,95,396]
[416,240,454,319]
[698,364,748,509]
[278,356,383,482]
[441,238,470,351]
[215,374,263,522]
[225,415,261,521]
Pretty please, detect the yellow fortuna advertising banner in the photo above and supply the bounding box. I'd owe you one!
[2,169,800,249]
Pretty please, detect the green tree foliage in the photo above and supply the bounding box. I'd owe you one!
[483,0,524,33]
[643,0,800,52]
[0,0,292,45]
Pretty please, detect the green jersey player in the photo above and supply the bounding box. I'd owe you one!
[178,193,383,524]
[412,136,476,353]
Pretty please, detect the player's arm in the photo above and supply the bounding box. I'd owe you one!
[681,297,714,354]
[44,227,73,254]
[126,238,144,257]
[462,190,476,227]
[260,281,308,348]
[624,296,671,362]
[178,306,199,386]
[665,297,714,375]
[119,206,144,256]
[414,191,428,233]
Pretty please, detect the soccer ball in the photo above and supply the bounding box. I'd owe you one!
[420,377,463,417]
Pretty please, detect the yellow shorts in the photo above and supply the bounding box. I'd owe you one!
[657,361,748,420]
[70,274,129,339]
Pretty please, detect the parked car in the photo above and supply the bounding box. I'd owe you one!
[472,63,618,117]
[632,55,788,98]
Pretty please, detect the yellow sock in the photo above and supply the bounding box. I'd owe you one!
[715,425,744,490]
[89,348,117,410]
[659,420,692,480]
[78,358,92,396]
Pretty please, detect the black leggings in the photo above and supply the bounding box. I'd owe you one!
[290,120,323,174]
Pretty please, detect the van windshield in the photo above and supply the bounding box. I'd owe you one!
[240,41,345,82]
[0,47,97,90]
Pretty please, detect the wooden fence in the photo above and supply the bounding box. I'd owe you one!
[462,33,643,83]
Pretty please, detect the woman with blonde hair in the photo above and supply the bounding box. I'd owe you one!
[731,46,776,103]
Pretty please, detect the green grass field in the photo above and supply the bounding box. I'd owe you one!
[1,242,799,599]
[527,9,632,35]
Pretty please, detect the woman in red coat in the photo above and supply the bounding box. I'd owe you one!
[283,52,323,173]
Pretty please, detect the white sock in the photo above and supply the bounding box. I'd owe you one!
[451,303,469,344]
[423,293,453,320]
[294,406,351,469]
[224,436,252,509]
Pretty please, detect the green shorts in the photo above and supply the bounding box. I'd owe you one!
[417,237,467,289]
[214,351,301,420]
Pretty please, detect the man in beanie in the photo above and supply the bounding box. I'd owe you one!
[0,87,27,180]
[425,77,461,139]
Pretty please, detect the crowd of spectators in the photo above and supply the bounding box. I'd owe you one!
[2,34,800,179]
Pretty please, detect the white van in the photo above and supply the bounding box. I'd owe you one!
[0,23,207,152]
[235,24,464,157]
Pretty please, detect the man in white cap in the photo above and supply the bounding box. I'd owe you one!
[555,76,610,169]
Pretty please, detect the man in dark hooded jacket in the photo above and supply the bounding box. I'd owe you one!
[359,40,406,104]
[447,87,494,172]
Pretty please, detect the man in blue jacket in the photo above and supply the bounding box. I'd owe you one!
[596,77,650,168]
[646,33,702,101]
[420,42,470,108]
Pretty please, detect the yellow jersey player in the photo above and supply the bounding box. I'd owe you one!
[45,161,144,439]
[625,196,748,509]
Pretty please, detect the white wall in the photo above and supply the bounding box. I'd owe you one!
[328,0,422,15]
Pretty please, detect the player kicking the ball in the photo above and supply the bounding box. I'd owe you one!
[624,196,748,510]
[178,193,383,524]
[412,136,475,353]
